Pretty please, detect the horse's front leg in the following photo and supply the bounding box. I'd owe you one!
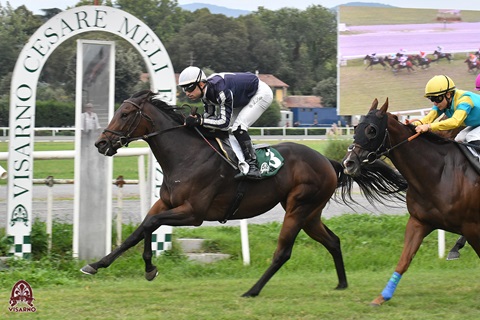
[371,216,432,306]
[140,200,200,281]
[80,222,146,275]
[80,199,168,276]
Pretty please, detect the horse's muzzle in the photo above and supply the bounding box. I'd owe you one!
[342,154,360,176]
[95,139,118,156]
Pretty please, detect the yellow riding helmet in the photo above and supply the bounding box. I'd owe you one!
[424,75,456,97]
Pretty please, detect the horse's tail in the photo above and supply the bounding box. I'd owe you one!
[329,158,407,207]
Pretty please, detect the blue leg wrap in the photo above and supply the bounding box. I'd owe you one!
[381,271,402,301]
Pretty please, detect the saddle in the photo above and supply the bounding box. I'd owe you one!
[457,144,480,175]
[215,138,284,178]
[200,131,284,223]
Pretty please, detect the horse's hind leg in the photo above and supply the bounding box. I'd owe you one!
[446,236,467,260]
[303,218,347,289]
[242,215,303,297]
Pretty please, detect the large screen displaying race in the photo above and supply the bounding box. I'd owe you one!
[338,6,480,124]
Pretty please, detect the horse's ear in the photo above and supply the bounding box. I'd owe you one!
[380,98,389,113]
[369,98,379,111]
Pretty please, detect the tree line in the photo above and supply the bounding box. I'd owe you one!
[0,0,337,127]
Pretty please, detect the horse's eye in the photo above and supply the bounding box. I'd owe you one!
[347,144,355,152]
[365,125,377,139]
[121,112,128,118]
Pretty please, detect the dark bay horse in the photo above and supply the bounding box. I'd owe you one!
[413,55,432,69]
[342,98,480,306]
[364,54,387,70]
[392,61,415,74]
[433,50,452,63]
[80,90,407,297]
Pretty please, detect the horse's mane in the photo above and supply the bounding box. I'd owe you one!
[129,90,187,125]
[128,90,228,140]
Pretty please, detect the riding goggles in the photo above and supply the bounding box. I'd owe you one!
[427,95,444,103]
[181,83,197,93]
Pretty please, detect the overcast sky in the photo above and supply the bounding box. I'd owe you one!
[1,0,480,14]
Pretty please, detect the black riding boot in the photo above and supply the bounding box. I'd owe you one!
[234,140,262,180]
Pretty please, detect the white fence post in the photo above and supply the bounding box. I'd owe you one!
[438,230,445,258]
[115,176,125,247]
[240,219,250,265]
[45,176,54,254]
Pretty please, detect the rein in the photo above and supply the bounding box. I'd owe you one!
[193,127,239,170]
[374,131,421,158]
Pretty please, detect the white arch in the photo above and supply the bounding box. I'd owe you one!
[7,6,176,257]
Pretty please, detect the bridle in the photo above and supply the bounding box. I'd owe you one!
[102,98,184,148]
[349,119,421,165]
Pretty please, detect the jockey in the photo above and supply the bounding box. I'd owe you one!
[414,75,480,149]
[398,55,408,66]
[437,46,443,53]
[179,66,273,179]
[396,49,408,65]
[419,51,428,62]
[371,53,378,62]
[469,53,478,65]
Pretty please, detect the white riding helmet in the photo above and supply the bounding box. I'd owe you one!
[178,66,206,86]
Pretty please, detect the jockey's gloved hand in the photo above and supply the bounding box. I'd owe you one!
[185,113,203,127]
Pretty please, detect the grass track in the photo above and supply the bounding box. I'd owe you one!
[340,57,479,116]
[0,270,478,319]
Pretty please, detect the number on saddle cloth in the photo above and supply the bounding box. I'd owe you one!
[212,135,285,177]
[254,144,284,177]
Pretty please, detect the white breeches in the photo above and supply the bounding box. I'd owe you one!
[455,126,480,142]
[230,80,273,132]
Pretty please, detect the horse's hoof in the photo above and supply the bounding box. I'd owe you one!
[241,292,258,298]
[335,283,348,290]
[80,265,97,275]
[446,251,460,260]
[370,295,386,306]
[145,267,158,281]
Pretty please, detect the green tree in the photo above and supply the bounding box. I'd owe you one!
[167,11,250,72]
[115,0,185,44]
[0,4,42,81]
[313,77,337,107]
[254,6,337,94]
[237,14,282,73]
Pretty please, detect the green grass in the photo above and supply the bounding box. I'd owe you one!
[339,57,479,116]
[0,215,478,319]
[339,6,480,26]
